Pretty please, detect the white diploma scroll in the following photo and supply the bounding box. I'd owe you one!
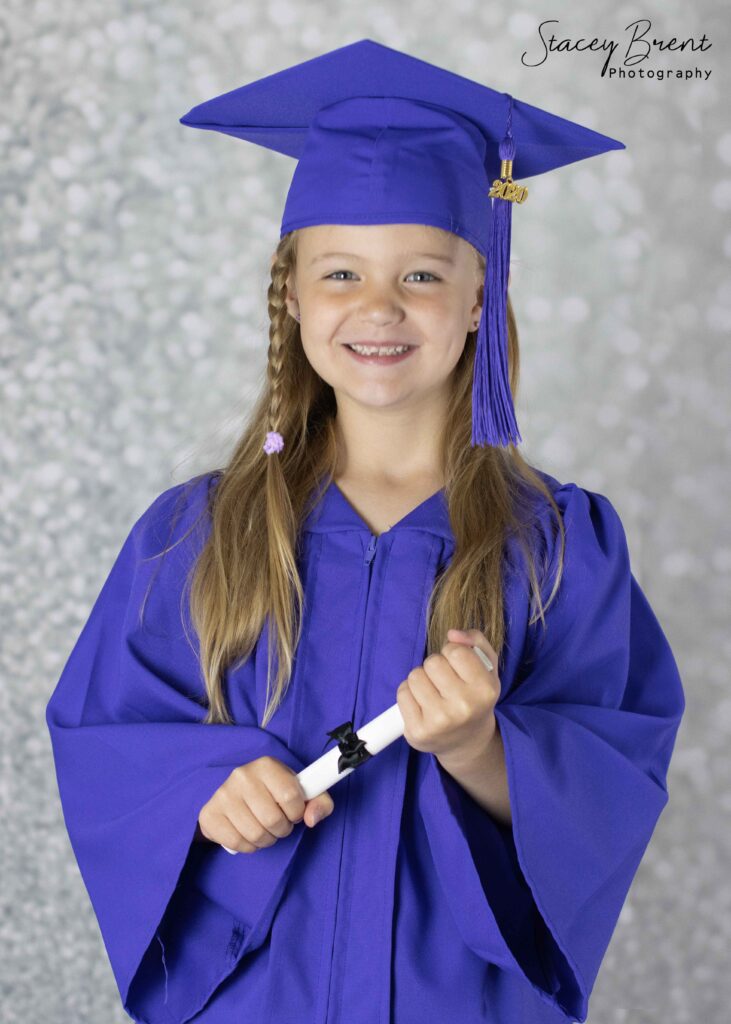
[221,645,493,854]
[297,701,405,799]
[220,704,404,854]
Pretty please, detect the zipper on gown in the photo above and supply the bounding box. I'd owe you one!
[323,530,379,1022]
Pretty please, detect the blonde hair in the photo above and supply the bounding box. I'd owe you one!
[143,228,566,728]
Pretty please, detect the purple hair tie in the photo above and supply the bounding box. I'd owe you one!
[263,430,284,455]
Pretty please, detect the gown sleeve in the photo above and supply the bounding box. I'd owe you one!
[45,474,309,1024]
[416,481,686,1023]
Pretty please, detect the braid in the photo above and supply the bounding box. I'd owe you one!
[263,252,292,454]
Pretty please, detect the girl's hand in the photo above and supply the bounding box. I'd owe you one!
[396,628,501,764]
[197,756,334,853]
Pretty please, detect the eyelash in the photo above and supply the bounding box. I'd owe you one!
[324,270,439,283]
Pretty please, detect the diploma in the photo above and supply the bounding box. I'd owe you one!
[221,646,493,854]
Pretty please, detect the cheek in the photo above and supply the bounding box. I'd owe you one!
[434,344,467,383]
[424,324,468,374]
[420,295,472,334]
[299,334,346,388]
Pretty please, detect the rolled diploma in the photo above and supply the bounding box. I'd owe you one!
[220,703,405,854]
[221,645,493,852]
[296,701,405,799]
[296,647,493,800]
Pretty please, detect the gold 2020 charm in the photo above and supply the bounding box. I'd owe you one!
[488,157,528,203]
[488,177,528,203]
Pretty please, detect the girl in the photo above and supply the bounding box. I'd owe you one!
[46,40,685,1024]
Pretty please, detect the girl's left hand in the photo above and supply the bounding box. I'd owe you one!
[396,628,501,763]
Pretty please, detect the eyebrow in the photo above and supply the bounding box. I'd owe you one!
[309,251,456,266]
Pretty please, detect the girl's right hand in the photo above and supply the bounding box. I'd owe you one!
[197,755,335,853]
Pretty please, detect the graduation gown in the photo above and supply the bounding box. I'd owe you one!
[45,469,685,1023]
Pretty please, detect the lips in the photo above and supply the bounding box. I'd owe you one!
[343,343,416,365]
[341,341,417,347]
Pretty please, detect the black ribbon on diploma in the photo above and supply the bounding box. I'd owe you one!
[326,720,373,774]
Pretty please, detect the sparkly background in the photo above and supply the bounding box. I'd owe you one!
[4,1,729,1021]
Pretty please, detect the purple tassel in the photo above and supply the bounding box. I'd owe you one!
[471,111,522,449]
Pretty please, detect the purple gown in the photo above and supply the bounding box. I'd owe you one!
[45,469,685,1023]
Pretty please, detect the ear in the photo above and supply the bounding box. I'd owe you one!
[284,273,300,322]
[472,275,484,325]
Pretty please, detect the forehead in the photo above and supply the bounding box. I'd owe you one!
[297,222,467,261]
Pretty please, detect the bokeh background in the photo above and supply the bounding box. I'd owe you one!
[3,0,729,1020]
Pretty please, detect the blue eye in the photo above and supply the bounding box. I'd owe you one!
[325,270,439,282]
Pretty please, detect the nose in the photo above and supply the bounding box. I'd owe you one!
[355,287,406,325]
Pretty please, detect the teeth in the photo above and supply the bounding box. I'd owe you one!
[348,344,411,355]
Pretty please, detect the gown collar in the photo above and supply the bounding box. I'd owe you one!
[302,477,453,540]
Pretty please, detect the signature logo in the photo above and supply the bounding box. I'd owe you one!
[521,18,712,79]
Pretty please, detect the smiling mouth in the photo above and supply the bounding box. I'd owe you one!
[343,343,416,363]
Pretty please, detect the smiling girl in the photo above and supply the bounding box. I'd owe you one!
[46,40,685,1024]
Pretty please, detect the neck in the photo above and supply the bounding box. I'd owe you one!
[333,392,447,487]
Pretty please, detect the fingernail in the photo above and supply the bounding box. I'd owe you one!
[311,811,323,825]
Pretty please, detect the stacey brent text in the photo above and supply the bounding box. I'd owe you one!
[521,19,712,78]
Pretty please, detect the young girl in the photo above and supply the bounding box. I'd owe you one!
[46,40,685,1024]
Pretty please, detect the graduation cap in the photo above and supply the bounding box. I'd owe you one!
[179,38,625,449]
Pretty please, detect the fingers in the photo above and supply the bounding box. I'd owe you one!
[443,630,497,685]
[205,758,336,856]
[304,792,334,828]
[264,768,310,830]
[229,788,287,846]
[240,766,309,839]
[218,763,303,852]
[215,815,261,854]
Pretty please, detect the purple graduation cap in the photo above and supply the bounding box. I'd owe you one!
[179,38,625,448]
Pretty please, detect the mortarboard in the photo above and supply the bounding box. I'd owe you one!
[179,38,625,449]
